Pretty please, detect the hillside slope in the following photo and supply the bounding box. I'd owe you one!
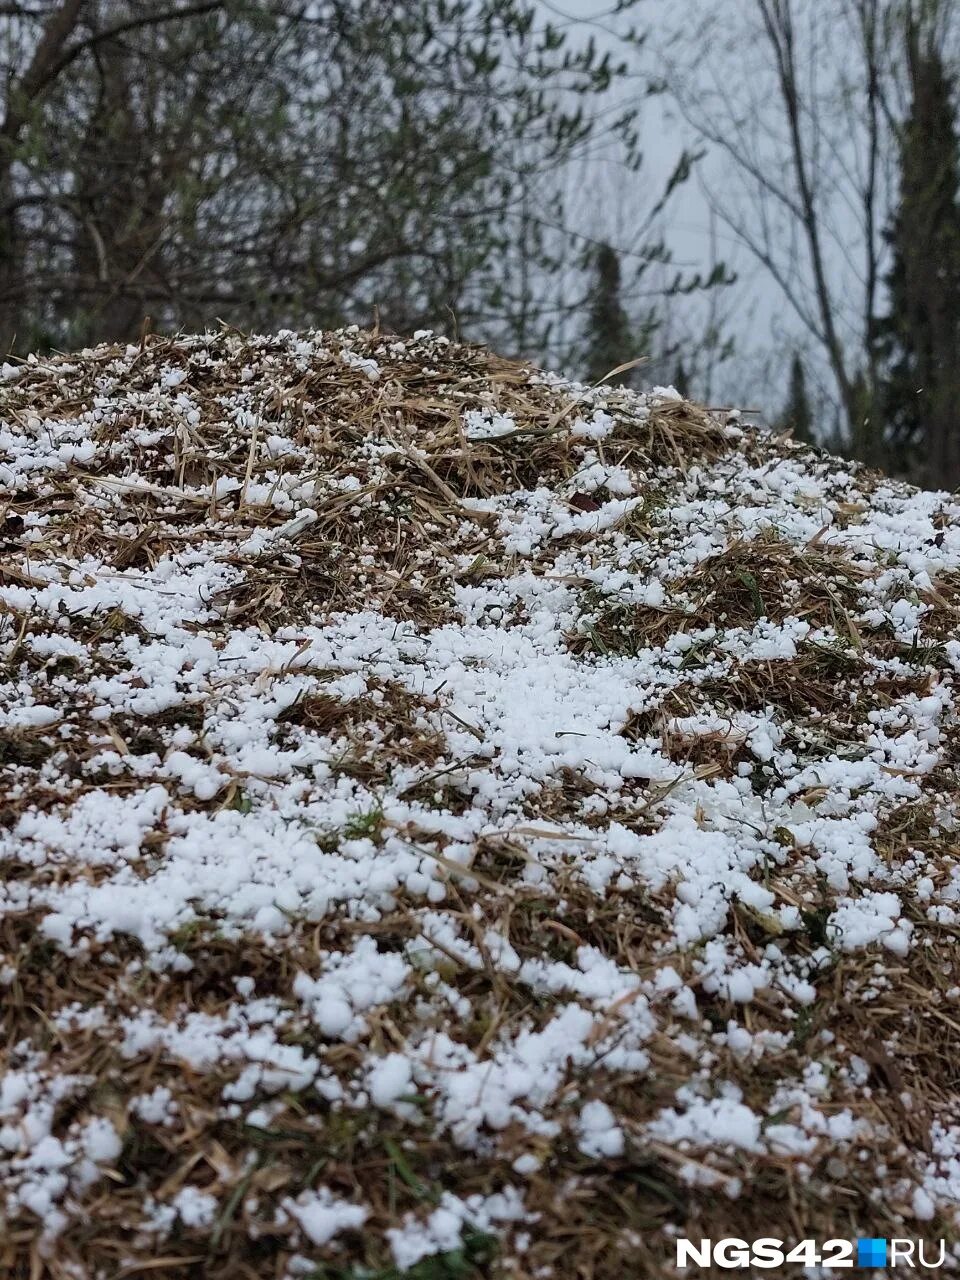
[0,328,958,1277]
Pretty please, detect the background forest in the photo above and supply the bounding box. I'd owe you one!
[1,0,959,486]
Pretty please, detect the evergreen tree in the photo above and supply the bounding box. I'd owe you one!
[583,243,634,384]
[878,19,960,485]
[672,358,690,399]
[780,353,813,442]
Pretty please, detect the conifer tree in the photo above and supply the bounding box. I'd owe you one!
[878,18,960,484]
[780,353,813,442]
[583,243,634,384]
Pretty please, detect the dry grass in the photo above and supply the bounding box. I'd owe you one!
[3,863,957,1279]
[570,534,869,657]
[0,328,958,1279]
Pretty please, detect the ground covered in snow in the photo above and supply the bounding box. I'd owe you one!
[0,327,958,1277]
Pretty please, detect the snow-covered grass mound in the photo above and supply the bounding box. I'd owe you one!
[0,327,958,1276]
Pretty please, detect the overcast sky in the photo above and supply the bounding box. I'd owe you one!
[536,0,811,415]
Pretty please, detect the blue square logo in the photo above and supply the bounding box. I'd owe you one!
[858,1238,887,1268]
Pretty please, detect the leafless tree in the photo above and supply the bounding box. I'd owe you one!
[652,0,952,449]
[0,0,671,358]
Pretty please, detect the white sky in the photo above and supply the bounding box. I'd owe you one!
[536,0,812,416]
